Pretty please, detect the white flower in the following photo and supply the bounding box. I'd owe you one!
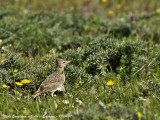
[69,94,73,98]
[0,39,2,44]
[54,101,58,109]
[75,98,83,105]
[62,100,69,104]
[139,97,146,101]
[23,9,28,14]
[99,101,106,109]
[2,46,5,50]
[57,85,65,91]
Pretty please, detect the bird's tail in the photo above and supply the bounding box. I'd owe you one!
[31,90,41,100]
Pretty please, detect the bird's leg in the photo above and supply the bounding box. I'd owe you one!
[31,91,41,100]
[51,90,56,97]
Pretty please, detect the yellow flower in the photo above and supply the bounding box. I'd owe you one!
[116,4,121,9]
[3,84,7,88]
[107,103,112,107]
[106,80,114,86]
[15,82,23,86]
[108,10,114,15]
[21,79,31,84]
[102,0,108,3]
[137,112,142,119]
[124,6,129,11]
[156,8,160,14]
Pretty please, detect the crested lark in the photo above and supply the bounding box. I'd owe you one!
[31,59,70,99]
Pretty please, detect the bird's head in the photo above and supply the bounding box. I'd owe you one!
[57,59,71,68]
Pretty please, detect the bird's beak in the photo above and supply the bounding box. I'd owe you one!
[67,61,71,64]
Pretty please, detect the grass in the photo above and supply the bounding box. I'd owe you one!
[0,0,160,119]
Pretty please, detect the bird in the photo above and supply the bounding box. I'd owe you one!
[31,59,71,99]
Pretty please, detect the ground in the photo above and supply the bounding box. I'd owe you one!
[0,0,160,119]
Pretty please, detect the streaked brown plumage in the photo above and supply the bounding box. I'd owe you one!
[31,59,70,99]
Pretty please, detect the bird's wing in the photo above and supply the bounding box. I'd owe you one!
[43,73,63,84]
[38,73,64,92]
[38,83,61,92]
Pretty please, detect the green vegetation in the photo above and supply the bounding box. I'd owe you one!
[0,1,160,119]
